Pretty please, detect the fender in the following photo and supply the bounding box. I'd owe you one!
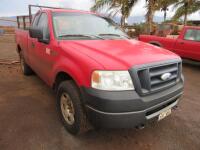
[50,56,99,88]
[149,41,163,47]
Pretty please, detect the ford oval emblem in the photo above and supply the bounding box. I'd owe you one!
[161,73,172,81]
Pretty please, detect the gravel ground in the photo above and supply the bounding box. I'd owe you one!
[0,35,200,150]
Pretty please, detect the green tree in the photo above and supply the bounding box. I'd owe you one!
[172,0,200,25]
[91,0,138,27]
[157,0,178,21]
[145,0,158,34]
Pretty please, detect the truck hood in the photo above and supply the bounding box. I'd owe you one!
[60,40,180,70]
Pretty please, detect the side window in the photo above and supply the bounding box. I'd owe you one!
[37,13,50,40]
[32,13,40,27]
[196,30,200,41]
[184,29,200,42]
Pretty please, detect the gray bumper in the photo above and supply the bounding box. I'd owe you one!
[81,79,184,128]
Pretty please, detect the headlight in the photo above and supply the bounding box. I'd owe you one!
[91,71,134,91]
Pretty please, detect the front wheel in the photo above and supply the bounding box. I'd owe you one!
[19,52,33,76]
[57,81,90,135]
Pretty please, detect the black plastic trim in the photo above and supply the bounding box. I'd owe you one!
[80,78,184,128]
[129,58,182,96]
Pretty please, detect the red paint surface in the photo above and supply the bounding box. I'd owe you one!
[15,9,180,88]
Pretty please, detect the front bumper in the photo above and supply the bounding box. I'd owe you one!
[81,79,184,128]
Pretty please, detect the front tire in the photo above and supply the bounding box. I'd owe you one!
[19,52,33,76]
[57,81,89,135]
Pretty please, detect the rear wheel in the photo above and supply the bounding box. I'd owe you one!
[57,80,90,135]
[19,52,33,76]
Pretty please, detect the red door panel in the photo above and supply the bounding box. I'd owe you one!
[174,29,200,61]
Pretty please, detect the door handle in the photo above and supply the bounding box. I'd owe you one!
[179,42,184,44]
[31,42,35,48]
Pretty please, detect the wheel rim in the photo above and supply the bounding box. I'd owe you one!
[60,93,75,125]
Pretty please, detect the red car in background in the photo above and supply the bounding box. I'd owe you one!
[139,26,200,61]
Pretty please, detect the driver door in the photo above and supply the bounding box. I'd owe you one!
[29,12,53,83]
[174,29,200,61]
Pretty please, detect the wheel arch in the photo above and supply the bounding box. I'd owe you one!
[53,71,79,92]
[17,44,22,53]
[149,41,162,47]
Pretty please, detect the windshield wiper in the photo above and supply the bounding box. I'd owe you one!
[98,34,130,39]
[58,34,104,40]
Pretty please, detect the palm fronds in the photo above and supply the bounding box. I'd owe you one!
[172,0,200,25]
[91,0,138,27]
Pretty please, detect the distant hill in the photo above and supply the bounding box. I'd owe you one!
[112,16,164,24]
[0,15,164,27]
[0,17,17,27]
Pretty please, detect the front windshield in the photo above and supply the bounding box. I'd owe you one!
[52,12,128,40]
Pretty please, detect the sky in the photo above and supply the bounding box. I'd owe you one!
[0,0,199,20]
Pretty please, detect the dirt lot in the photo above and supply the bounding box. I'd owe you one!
[0,35,200,150]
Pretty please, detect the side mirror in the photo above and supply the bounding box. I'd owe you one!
[29,27,43,39]
[29,27,50,44]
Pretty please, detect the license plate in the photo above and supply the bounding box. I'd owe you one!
[158,108,172,121]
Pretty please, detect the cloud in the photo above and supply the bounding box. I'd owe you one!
[0,0,39,16]
[131,0,200,20]
[0,0,199,20]
[58,0,94,11]
[39,0,60,7]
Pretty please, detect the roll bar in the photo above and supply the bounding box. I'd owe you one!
[17,5,72,29]
[28,5,66,23]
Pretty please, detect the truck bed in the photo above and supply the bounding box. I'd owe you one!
[15,29,29,54]
[139,35,177,51]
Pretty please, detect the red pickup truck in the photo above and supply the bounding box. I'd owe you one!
[139,26,200,61]
[15,5,184,135]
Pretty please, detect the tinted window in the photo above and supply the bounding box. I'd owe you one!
[37,13,50,40]
[184,29,200,42]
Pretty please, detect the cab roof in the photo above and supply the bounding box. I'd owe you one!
[42,8,96,15]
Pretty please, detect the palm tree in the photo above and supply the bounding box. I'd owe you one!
[161,6,169,22]
[91,0,138,27]
[172,0,200,25]
[157,0,178,21]
[145,0,158,34]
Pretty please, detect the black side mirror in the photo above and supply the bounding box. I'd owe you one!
[29,27,43,39]
[29,27,50,44]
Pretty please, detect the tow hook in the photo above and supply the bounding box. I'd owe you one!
[173,105,178,110]
[136,124,145,130]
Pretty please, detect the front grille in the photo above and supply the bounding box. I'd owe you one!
[130,60,182,95]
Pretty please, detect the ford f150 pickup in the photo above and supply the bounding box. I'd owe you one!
[15,5,184,135]
[139,26,200,61]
